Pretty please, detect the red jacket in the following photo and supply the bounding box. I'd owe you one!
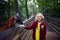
[25,21,46,40]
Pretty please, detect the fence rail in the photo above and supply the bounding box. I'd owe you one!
[45,16,60,36]
[0,16,34,40]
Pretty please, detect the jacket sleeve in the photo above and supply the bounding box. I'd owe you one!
[24,22,35,30]
[44,22,47,35]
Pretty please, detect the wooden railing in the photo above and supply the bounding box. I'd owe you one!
[45,16,60,36]
[0,16,34,40]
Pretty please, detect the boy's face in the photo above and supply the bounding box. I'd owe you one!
[37,16,42,22]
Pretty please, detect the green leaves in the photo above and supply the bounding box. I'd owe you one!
[36,0,60,18]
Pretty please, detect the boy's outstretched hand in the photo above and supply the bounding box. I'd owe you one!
[15,23,26,28]
[19,25,25,27]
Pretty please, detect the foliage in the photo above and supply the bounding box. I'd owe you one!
[36,0,60,18]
